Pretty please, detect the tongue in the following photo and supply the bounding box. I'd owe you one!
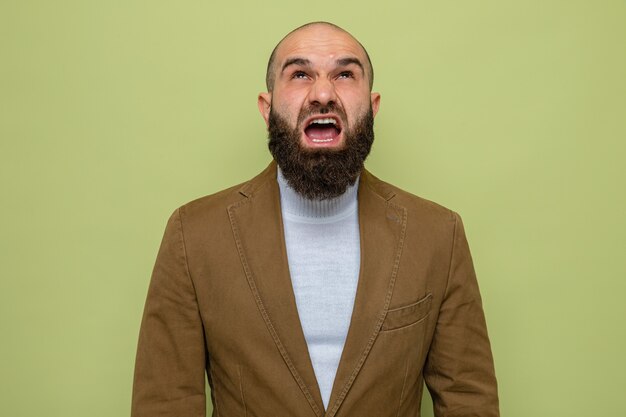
[305,125,339,141]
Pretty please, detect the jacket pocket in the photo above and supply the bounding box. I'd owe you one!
[381,293,432,331]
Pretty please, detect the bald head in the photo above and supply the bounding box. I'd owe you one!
[265,22,374,92]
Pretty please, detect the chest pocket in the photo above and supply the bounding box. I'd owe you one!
[382,293,432,331]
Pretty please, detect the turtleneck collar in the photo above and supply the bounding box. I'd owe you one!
[276,167,359,221]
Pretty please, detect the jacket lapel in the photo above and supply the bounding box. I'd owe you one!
[228,162,325,416]
[325,169,408,417]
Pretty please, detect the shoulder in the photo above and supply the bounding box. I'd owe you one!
[362,170,466,258]
[172,162,277,228]
[362,169,459,225]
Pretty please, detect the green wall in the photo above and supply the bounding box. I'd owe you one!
[1,1,625,416]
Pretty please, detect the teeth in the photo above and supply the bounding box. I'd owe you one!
[312,138,334,142]
[309,118,337,126]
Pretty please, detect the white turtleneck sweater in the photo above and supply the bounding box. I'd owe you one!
[276,169,361,410]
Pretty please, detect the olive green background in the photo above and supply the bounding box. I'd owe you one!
[1,1,625,416]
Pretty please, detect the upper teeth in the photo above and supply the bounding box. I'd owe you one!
[310,118,337,126]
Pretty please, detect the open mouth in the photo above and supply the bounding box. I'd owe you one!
[303,116,343,145]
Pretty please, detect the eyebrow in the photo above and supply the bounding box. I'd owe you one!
[281,56,365,75]
[335,57,365,74]
[281,57,312,73]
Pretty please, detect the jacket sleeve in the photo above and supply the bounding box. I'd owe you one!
[131,208,207,417]
[423,212,500,417]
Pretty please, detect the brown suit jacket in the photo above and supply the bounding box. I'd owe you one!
[131,162,499,417]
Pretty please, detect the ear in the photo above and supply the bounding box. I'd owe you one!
[257,92,272,128]
[370,92,381,117]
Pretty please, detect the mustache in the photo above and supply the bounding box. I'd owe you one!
[296,103,347,127]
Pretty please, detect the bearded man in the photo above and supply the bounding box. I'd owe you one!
[131,22,499,417]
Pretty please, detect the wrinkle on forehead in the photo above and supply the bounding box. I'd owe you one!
[266,23,373,91]
[277,26,366,67]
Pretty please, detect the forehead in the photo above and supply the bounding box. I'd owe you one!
[275,25,367,67]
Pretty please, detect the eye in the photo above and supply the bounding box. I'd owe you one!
[292,71,308,79]
[337,71,354,79]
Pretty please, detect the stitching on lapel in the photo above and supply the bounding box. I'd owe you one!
[227,199,324,417]
[326,202,408,417]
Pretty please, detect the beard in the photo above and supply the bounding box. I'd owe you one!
[267,103,375,200]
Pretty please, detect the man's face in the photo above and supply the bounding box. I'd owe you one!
[258,25,381,199]
[259,25,380,151]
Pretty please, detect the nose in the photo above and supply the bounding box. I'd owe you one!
[307,77,337,107]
